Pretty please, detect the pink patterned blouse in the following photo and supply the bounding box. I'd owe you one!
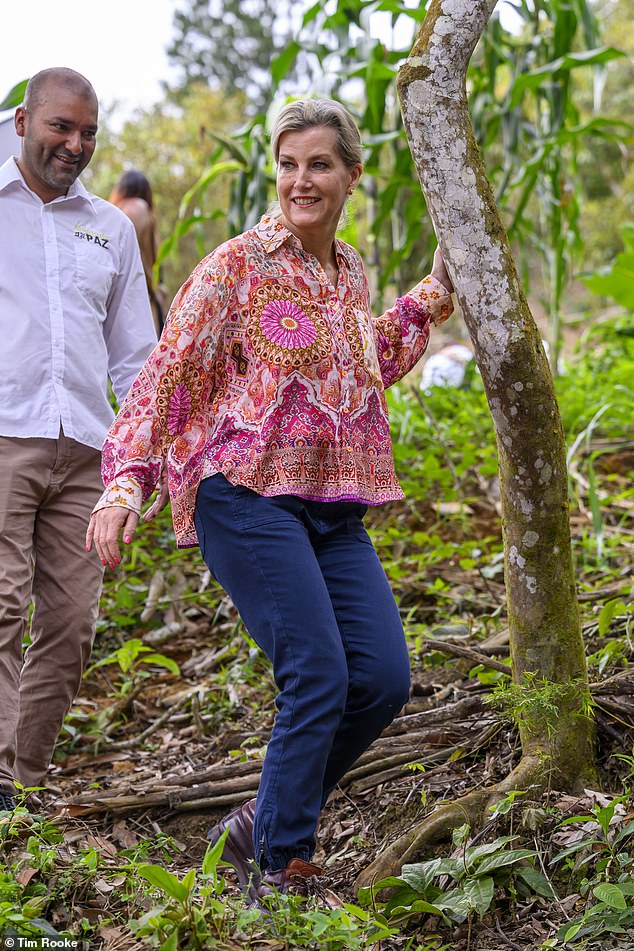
[95,215,453,547]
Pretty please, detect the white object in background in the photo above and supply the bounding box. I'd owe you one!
[421,343,474,391]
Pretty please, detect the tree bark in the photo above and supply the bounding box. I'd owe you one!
[358,0,597,887]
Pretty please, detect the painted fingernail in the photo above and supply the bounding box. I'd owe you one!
[123,535,130,544]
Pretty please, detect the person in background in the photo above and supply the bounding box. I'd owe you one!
[109,169,165,335]
[86,98,454,902]
[0,68,156,812]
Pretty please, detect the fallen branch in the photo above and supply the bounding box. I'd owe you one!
[424,639,512,675]
[104,691,195,751]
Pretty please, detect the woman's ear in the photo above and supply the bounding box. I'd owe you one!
[348,164,362,193]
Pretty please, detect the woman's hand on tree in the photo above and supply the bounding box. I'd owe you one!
[431,247,454,294]
[86,506,140,568]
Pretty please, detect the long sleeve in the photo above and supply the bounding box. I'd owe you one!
[94,252,231,517]
[373,276,453,389]
[103,223,157,404]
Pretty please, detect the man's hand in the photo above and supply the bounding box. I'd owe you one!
[86,506,140,568]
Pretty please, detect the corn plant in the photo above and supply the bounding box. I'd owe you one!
[156,0,629,366]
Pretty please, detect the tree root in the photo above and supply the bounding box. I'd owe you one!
[356,753,548,890]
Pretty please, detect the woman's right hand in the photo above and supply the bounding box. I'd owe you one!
[86,506,140,568]
[431,247,454,294]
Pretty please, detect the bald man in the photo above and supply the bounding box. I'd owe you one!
[0,68,156,809]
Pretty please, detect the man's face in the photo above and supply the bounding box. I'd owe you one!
[14,82,98,203]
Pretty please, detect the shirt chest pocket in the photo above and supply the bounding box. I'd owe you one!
[73,242,116,314]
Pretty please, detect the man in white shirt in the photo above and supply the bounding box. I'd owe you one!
[0,67,156,810]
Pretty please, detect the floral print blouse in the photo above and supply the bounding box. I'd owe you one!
[95,215,453,547]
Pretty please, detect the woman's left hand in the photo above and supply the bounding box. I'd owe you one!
[431,247,454,295]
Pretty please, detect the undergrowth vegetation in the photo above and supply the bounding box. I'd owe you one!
[1,317,633,949]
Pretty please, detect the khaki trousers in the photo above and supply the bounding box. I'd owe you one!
[0,434,104,792]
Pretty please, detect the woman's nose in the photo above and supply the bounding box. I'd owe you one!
[294,165,312,189]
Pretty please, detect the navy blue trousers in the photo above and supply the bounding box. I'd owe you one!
[194,474,410,872]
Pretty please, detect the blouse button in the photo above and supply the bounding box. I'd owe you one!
[345,445,353,452]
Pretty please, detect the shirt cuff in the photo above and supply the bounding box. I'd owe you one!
[92,475,144,517]
[407,275,454,326]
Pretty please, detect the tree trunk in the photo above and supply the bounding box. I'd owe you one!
[359,0,596,886]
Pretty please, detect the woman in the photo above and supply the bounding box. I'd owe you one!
[87,99,453,903]
[109,169,165,334]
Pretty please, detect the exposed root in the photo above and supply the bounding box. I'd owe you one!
[356,753,549,890]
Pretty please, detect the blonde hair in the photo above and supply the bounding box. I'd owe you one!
[271,98,363,168]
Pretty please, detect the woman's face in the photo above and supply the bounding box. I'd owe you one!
[276,126,362,246]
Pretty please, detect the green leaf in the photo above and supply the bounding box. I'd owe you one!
[386,897,446,920]
[613,820,634,845]
[593,883,628,910]
[156,215,212,267]
[463,875,495,917]
[434,887,471,923]
[594,801,619,837]
[564,923,582,942]
[476,848,537,876]
[489,790,526,817]
[401,861,430,890]
[159,930,179,951]
[0,79,28,111]
[514,865,556,899]
[463,836,516,866]
[383,884,423,914]
[140,652,180,675]
[557,117,634,143]
[178,161,243,216]
[599,598,627,637]
[349,61,398,82]
[301,0,323,27]
[138,864,190,902]
[550,838,601,864]
[271,41,301,86]
[118,638,146,673]
[207,131,249,165]
[508,46,625,108]
[202,826,229,876]
[583,253,634,310]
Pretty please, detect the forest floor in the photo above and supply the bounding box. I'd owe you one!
[2,331,633,950]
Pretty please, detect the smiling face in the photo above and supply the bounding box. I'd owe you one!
[276,126,362,248]
[15,81,98,203]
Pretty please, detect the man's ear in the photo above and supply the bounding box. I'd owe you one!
[14,106,26,139]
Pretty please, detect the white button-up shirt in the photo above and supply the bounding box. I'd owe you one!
[0,157,156,449]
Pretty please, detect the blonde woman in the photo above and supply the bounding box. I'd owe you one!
[88,99,453,903]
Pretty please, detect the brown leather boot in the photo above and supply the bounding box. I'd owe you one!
[254,857,341,908]
[207,798,260,898]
